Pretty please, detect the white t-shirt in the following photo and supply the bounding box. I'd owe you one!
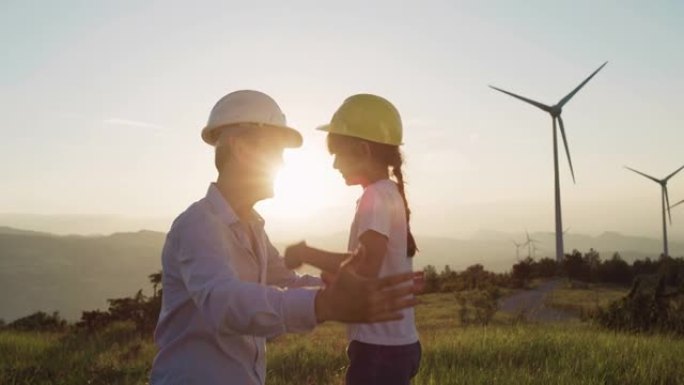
[346,179,419,346]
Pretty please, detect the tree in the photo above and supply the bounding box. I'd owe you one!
[563,249,588,281]
[76,310,110,332]
[149,271,162,298]
[76,271,163,335]
[632,257,657,277]
[512,257,533,287]
[534,257,558,278]
[422,265,439,293]
[8,311,67,332]
[598,253,632,285]
[583,248,601,282]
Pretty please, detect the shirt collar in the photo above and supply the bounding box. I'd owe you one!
[206,183,265,229]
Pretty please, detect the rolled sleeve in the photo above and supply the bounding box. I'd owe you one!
[281,288,318,333]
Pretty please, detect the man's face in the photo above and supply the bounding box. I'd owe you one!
[234,130,287,200]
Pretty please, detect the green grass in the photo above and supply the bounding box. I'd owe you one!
[545,281,629,316]
[0,323,156,385]
[2,291,682,385]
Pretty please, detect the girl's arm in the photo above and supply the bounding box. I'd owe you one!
[354,230,388,278]
[284,241,350,273]
[284,230,388,278]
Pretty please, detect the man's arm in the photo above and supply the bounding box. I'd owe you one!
[175,218,318,338]
[175,216,418,336]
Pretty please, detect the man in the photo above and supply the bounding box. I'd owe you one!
[150,90,419,385]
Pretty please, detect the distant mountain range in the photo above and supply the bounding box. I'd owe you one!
[0,227,165,323]
[1,226,682,322]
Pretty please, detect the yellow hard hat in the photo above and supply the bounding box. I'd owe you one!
[317,94,403,146]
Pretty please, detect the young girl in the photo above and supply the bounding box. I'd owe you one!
[284,94,421,385]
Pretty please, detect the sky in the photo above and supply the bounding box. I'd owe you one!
[1,0,684,242]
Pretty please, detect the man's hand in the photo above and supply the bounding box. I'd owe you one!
[314,262,420,323]
[284,241,307,270]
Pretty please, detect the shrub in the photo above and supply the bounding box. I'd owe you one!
[595,275,684,335]
[455,286,501,326]
[7,311,68,332]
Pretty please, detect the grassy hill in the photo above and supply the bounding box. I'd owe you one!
[1,290,682,385]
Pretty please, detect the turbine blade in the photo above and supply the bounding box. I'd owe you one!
[672,200,684,209]
[557,61,608,108]
[665,188,672,225]
[624,166,661,184]
[557,116,576,183]
[489,85,553,113]
[664,164,684,182]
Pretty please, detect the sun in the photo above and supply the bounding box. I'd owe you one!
[257,146,341,220]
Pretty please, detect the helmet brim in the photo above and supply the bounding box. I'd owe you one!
[314,123,403,145]
[202,123,303,148]
[315,124,332,133]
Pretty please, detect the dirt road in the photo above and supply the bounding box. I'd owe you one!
[499,279,576,322]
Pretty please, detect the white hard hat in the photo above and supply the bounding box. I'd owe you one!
[201,90,303,147]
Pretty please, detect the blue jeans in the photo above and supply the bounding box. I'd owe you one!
[345,340,422,385]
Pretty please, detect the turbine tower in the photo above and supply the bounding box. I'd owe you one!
[490,62,608,262]
[512,240,525,260]
[624,165,684,257]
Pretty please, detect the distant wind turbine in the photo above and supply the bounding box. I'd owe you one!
[624,165,684,257]
[531,243,543,259]
[524,231,540,259]
[490,62,608,263]
[512,240,525,260]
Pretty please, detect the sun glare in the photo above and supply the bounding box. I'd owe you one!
[257,146,341,220]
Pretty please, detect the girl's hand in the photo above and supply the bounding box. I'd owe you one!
[284,241,307,269]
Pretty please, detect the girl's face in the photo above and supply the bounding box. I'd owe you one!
[332,143,369,186]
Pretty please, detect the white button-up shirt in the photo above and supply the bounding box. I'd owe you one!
[150,184,321,385]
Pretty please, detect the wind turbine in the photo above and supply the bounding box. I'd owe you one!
[531,243,543,259]
[490,62,608,262]
[512,240,525,260]
[671,200,684,210]
[624,165,684,257]
[524,231,540,259]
